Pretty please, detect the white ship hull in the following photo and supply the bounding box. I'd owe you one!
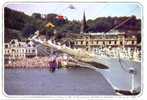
[31,34,141,95]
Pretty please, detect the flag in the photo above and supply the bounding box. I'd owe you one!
[45,22,55,28]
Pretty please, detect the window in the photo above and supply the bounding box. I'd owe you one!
[109,41,111,44]
[120,41,123,45]
[81,41,83,45]
[12,49,15,52]
[132,41,134,45]
[32,50,35,52]
[11,40,15,44]
[5,45,8,48]
[28,44,31,47]
[18,43,21,47]
[97,41,99,44]
[86,41,88,45]
[33,44,35,47]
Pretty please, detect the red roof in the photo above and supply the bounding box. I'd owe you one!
[56,15,65,20]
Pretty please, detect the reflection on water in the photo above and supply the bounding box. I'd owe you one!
[4,68,116,95]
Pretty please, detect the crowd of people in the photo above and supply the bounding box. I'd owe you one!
[5,54,71,72]
[95,47,141,61]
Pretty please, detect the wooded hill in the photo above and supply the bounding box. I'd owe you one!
[4,7,141,43]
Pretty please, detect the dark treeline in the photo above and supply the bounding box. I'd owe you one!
[4,7,141,43]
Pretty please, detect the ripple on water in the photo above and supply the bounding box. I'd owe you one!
[4,68,116,95]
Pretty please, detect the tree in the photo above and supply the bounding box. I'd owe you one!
[22,23,37,38]
[32,13,41,19]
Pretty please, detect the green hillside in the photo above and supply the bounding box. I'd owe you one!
[4,7,141,43]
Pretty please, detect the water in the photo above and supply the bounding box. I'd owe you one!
[4,67,116,95]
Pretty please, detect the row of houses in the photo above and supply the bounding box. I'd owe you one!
[73,31,139,51]
[4,39,37,59]
[4,31,140,60]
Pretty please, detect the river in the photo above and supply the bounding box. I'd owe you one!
[4,67,116,95]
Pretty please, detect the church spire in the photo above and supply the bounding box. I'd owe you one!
[80,11,87,34]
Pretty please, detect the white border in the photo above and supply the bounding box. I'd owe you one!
[0,0,145,100]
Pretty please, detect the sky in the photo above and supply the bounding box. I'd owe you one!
[6,3,142,21]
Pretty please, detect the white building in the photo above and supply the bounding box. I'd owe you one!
[4,39,37,59]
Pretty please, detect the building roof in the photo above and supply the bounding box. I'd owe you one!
[82,31,125,36]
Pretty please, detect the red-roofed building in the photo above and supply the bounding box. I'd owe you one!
[56,15,65,20]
